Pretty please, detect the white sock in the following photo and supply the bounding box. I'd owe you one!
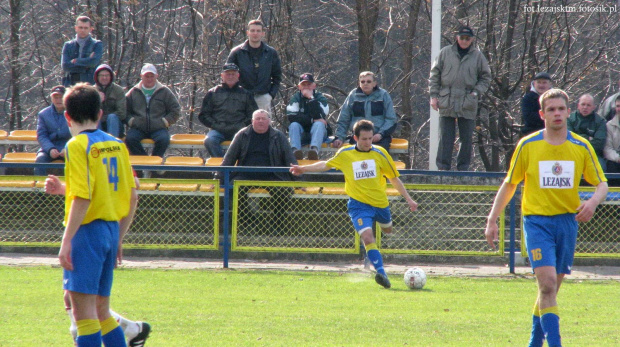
[66,308,77,341]
[110,309,140,340]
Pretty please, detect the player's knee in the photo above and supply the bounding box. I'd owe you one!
[537,276,557,296]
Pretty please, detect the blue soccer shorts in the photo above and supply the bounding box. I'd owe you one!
[63,219,120,296]
[347,198,392,235]
[523,213,578,274]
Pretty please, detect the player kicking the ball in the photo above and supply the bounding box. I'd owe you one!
[485,89,607,347]
[290,119,418,288]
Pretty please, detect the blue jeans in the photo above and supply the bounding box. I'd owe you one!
[98,113,121,138]
[35,150,64,176]
[289,121,327,150]
[204,129,233,157]
[125,128,170,157]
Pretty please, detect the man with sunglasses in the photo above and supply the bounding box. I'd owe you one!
[333,71,398,151]
[429,26,492,171]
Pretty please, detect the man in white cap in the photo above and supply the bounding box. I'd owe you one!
[125,63,181,157]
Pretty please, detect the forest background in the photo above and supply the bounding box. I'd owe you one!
[2,0,619,170]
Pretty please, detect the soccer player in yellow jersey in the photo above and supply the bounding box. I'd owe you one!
[485,89,608,347]
[291,120,418,288]
[58,83,138,347]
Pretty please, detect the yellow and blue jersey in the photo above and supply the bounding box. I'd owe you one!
[506,130,606,216]
[64,129,135,225]
[326,145,399,208]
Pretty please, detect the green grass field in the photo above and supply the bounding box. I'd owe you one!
[1,266,618,346]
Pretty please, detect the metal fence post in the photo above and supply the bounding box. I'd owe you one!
[222,169,231,268]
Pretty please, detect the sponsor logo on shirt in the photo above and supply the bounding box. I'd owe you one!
[539,161,574,189]
[353,160,377,180]
[90,145,122,158]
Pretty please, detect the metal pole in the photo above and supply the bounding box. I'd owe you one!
[429,0,441,170]
[222,170,231,268]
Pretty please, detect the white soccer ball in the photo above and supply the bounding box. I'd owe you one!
[403,267,426,289]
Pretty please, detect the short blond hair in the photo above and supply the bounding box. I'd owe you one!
[358,71,375,81]
[539,88,569,111]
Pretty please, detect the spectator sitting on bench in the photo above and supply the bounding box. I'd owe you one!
[125,63,180,158]
[94,64,126,138]
[35,85,71,176]
[199,63,257,158]
[286,73,331,160]
[215,109,298,233]
[332,71,398,151]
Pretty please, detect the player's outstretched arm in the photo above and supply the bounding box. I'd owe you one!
[290,161,329,176]
[576,181,608,222]
[45,175,66,195]
[117,188,138,266]
[485,182,518,250]
[388,177,418,212]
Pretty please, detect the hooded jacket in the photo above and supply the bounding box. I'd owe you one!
[94,64,126,123]
[125,81,181,133]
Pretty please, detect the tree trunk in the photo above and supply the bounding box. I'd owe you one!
[355,0,380,72]
[399,0,422,139]
[9,0,23,131]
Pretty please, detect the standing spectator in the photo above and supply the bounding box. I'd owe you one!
[287,73,330,160]
[429,26,492,171]
[227,20,282,114]
[94,64,125,138]
[604,98,620,173]
[198,63,257,158]
[521,72,553,136]
[125,64,181,157]
[485,89,607,347]
[216,110,297,232]
[61,16,103,87]
[568,94,607,171]
[35,85,72,176]
[332,71,398,151]
[600,78,620,121]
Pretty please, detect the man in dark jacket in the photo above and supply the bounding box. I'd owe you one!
[198,63,257,157]
[521,72,552,136]
[94,64,126,138]
[216,110,297,233]
[286,73,330,160]
[35,85,72,176]
[226,20,282,115]
[125,64,181,157]
[568,94,607,171]
[61,16,103,87]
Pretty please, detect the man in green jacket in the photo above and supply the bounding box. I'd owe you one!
[429,26,492,171]
[568,93,607,171]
